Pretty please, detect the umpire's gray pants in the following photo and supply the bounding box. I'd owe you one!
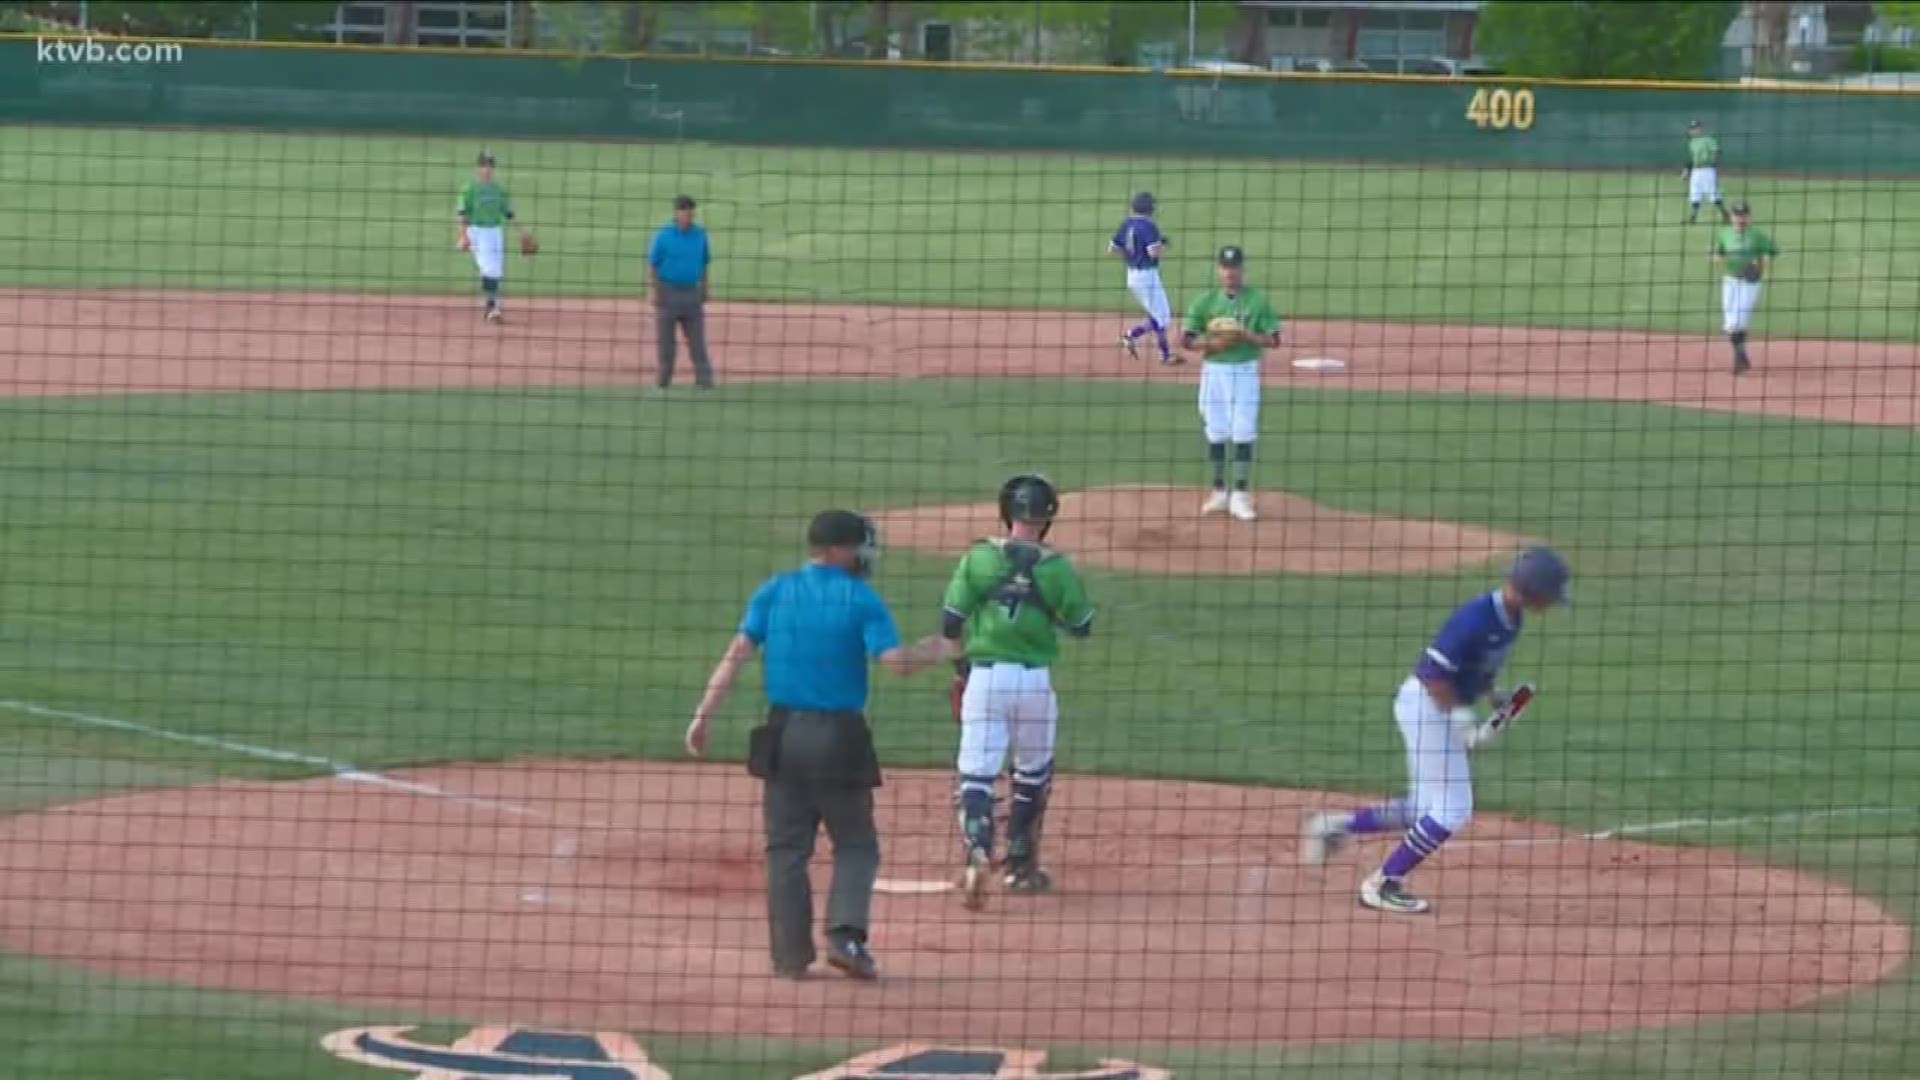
[763,712,880,971]
[655,284,714,388]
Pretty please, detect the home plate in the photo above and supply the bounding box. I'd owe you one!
[875,877,954,895]
[1293,357,1347,372]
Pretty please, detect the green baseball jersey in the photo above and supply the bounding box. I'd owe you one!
[1183,287,1280,365]
[1688,134,1719,168]
[942,538,1093,667]
[1714,225,1779,276]
[457,179,514,227]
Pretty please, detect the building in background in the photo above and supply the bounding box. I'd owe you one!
[1234,1,1482,73]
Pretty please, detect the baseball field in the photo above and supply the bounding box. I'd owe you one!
[1,76,1918,1080]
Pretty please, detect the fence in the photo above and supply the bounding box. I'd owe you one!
[0,37,1916,1080]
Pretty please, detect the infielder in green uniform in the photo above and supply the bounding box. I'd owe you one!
[1684,119,1726,225]
[456,151,534,323]
[1182,246,1282,522]
[942,474,1094,911]
[1710,200,1779,375]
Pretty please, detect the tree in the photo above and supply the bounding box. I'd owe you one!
[1879,2,1920,30]
[1476,1,1742,81]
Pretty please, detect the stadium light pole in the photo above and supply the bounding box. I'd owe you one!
[1187,0,1197,64]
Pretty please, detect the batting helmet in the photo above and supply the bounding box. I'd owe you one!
[1510,546,1572,606]
[476,150,496,166]
[999,473,1060,534]
[1131,191,1156,214]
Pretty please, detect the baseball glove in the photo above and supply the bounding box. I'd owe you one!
[1738,261,1763,283]
[520,231,539,257]
[1205,315,1243,353]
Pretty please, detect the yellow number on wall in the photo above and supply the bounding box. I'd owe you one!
[1511,88,1536,130]
[1465,88,1492,128]
[1466,87,1536,132]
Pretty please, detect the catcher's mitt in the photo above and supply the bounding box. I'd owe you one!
[519,231,539,257]
[1738,261,1763,283]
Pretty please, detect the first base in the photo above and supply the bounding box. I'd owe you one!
[1292,357,1348,372]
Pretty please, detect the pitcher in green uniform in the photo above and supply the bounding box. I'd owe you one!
[1684,119,1726,225]
[1182,245,1282,522]
[941,473,1094,910]
[1710,200,1779,375]
[456,151,533,323]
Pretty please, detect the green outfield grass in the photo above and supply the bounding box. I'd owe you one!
[0,379,1915,1079]
[4,125,1919,341]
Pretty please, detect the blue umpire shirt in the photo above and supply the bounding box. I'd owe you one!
[1412,590,1521,705]
[1110,214,1165,271]
[649,220,711,287]
[739,563,902,712]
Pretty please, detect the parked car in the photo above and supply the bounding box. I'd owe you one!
[1291,57,1374,74]
[1370,56,1501,77]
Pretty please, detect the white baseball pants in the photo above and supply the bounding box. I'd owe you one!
[956,662,1056,784]
[1199,360,1261,444]
[467,225,505,279]
[1126,268,1172,328]
[1688,167,1719,206]
[1721,276,1761,334]
[1392,676,1473,833]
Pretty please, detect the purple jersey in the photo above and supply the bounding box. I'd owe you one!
[1412,590,1521,704]
[1110,215,1165,270]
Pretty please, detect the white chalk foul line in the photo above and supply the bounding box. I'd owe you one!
[1,699,545,819]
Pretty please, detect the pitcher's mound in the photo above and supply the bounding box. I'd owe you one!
[875,484,1530,576]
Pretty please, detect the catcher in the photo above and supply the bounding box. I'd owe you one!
[455,150,536,324]
[1181,245,1282,522]
[1710,199,1778,375]
[941,474,1095,911]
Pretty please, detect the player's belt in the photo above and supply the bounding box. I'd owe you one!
[976,660,1045,670]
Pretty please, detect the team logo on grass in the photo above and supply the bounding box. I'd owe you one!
[321,1026,669,1079]
[322,1027,1170,1079]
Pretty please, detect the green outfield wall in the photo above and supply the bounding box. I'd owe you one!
[2,38,1916,173]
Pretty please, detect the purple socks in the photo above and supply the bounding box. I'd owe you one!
[1379,815,1453,880]
[1129,320,1171,360]
[1348,799,1413,834]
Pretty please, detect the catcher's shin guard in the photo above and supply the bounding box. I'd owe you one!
[1005,763,1052,872]
[957,778,996,857]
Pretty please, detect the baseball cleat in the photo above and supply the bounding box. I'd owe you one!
[1733,355,1751,375]
[485,307,503,323]
[1229,491,1258,522]
[1004,866,1053,894]
[826,938,879,981]
[1119,334,1140,362]
[1302,812,1351,866]
[1201,489,1231,516]
[1360,872,1430,914]
[961,848,992,911]
[1159,355,1185,367]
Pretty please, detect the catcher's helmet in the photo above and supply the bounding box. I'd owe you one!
[999,473,1060,531]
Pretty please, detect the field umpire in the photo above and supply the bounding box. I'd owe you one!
[648,194,716,389]
[687,510,950,981]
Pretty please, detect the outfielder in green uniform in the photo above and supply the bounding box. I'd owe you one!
[942,473,1094,910]
[1684,119,1725,225]
[1710,199,1779,375]
[456,151,533,322]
